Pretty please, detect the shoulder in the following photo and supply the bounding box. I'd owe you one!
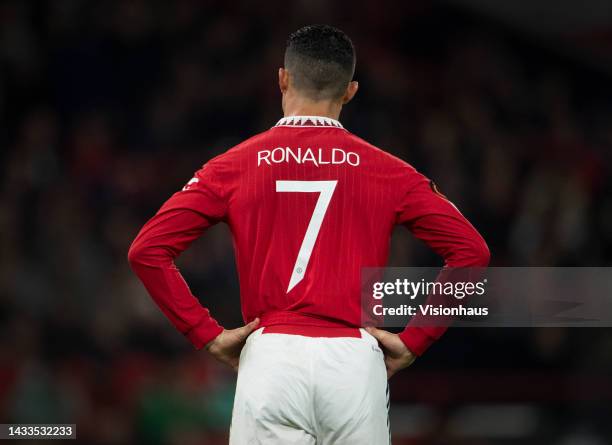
[344,131,418,174]
[199,129,273,173]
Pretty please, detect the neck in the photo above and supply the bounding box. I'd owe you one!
[282,93,342,121]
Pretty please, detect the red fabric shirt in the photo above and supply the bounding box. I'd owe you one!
[128,116,489,355]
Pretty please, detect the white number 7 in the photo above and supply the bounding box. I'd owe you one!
[276,180,337,293]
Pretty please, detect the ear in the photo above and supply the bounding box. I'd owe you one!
[279,68,289,94]
[342,81,359,104]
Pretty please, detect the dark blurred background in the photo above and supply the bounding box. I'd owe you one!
[1,1,612,444]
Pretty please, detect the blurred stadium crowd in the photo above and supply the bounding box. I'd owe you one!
[0,1,611,444]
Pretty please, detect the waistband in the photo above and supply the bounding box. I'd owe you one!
[262,324,362,338]
[258,311,361,338]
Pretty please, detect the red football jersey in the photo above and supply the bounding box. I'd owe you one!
[128,116,489,355]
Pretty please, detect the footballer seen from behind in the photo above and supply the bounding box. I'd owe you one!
[128,24,489,445]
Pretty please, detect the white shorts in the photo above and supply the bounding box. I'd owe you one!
[229,328,390,445]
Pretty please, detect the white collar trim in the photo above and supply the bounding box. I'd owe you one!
[275,115,344,128]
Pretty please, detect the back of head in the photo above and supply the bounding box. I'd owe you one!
[285,25,356,101]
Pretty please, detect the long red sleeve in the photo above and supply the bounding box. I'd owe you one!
[395,172,490,356]
[128,164,227,349]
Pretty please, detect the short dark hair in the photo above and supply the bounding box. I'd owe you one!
[285,25,356,100]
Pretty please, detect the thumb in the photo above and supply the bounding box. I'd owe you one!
[366,326,388,343]
[239,317,260,337]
